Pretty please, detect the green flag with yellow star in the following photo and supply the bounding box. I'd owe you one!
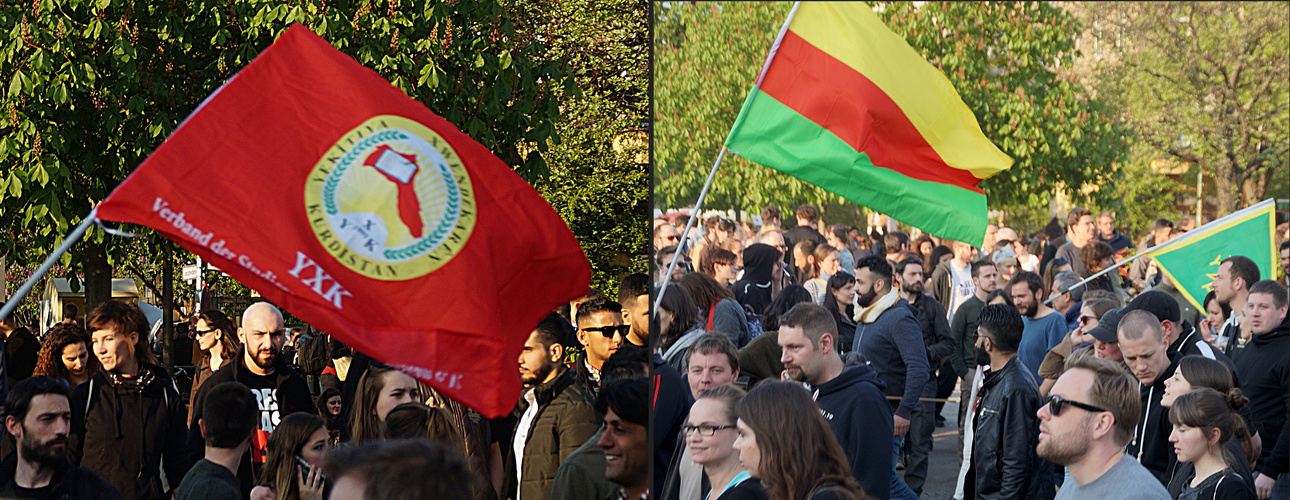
[1149,199,1278,310]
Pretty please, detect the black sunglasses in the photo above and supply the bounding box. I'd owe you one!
[1052,257,1070,267]
[583,325,630,338]
[188,328,217,339]
[1045,394,1107,416]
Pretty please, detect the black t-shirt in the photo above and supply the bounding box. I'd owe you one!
[235,370,281,465]
[9,483,52,499]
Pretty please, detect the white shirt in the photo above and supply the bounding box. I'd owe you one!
[513,388,539,500]
[948,259,975,319]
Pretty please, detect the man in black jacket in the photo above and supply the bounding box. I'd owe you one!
[3,376,121,500]
[71,300,193,500]
[780,302,894,500]
[187,302,313,497]
[1118,309,1179,484]
[967,304,1052,500]
[894,257,953,496]
[782,204,827,275]
[1235,280,1290,495]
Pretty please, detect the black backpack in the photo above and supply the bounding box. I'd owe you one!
[296,334,330,376]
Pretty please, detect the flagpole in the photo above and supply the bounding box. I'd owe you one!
[653,2,803,319]
[1042,199,1275,305]
[0,210,99,322]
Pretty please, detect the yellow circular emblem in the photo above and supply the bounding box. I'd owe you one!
[304,115,476,281]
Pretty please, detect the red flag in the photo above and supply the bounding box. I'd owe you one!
[94,24,590,418]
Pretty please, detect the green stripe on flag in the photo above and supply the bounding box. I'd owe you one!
[725,89,987,246]
[1149,201,1277,310]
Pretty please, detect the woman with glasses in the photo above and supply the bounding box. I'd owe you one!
[686,385,766,500]
[1036,298,1118,397]
[33,322,99,387]
[733,382,864,500]
[190,310,241,419]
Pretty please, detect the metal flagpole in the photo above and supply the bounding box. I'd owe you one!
[0,210,99,322]
[652,2,803,318]
[1043,199,1275,305]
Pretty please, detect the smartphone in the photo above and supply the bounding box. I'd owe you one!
[297,457,326,483]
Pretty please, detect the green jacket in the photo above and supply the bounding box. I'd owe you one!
[502,368,599,500]
[550,427,617,500]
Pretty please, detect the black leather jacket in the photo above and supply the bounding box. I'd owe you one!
[970,357,1054,500]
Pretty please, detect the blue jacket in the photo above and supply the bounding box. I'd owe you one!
[812,358,894,500]
[852,299,930,419]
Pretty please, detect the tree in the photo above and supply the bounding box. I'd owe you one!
[654,2,1132,230]
[1082,2,1289,215]
[515,0,649,294]
[0,0,574,312]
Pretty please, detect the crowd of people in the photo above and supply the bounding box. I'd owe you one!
[653,204,1290,500]
[0,272,657,500]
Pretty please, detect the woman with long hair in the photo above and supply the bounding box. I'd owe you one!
[681,272,751,347]
[658,285,706,372]
[255,413,331,500]
[382,402,466,456]
[315,388,343,445]
[737,286,814,387]
[734,382,865,500]
[347,364,424,446]
[33,322,99,387]
[984,289,1014,308]
[803,245,841,305]
[688,385,766,500]
[912,235,935,265]
[1166,388,1257,499]
[1161,356,1261,479]
[190,311,241,407]
[822,272,857,354]
[927,245,953,269]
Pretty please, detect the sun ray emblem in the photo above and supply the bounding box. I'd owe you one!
[304,115,476,281]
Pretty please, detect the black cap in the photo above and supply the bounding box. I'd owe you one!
[1126,290,1181,323]
[1087,307,1125,343]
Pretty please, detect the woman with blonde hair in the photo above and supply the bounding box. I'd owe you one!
[688,384,766,499]
[33,322,99,387]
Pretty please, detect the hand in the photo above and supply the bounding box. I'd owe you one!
[1198,317,1215,342]
[894,415,910,436]
[250,486,278,500]
[299,464,326,500]
[1254,473,1275,500]
[1068,326,1085,347]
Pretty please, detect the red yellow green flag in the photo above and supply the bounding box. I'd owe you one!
[724,2,1012,247]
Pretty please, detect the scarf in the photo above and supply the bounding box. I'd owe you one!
[107,365,155,395]
[853,287,900,324]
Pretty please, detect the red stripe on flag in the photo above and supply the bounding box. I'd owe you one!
[760,30,985,194]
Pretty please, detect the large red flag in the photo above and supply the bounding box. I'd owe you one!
[94,24,591,418]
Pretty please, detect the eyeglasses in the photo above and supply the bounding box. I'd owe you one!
[682,424,736,437]
[1045,395,1107,416]
[189,328,217,339]
[1078,315,1096,325]
[583,325,630,338]
[661,235,679,242]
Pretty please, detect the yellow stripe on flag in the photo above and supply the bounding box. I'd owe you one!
[789,3,1012,180]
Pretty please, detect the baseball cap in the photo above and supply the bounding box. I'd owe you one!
[1087,307,1125,343]
[1125,290,1181,323]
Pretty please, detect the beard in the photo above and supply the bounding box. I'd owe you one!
[901,281,923,295]
[856,287,879,308]
[520,362,555,387]
[1018,300,1037,318]
[250,345,279,370]
[21,432,68,466]
[1036,423,1092,466]
[975,346,992,367]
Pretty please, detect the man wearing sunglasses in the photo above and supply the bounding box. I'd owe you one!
[1037,356,1170,499]
[964,304,1053,500]
[574,297,627,398]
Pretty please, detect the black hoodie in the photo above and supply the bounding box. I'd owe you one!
[1125,356,1180,484]
[0,454,122,500]
[810,354,893,500]
[1233,310,1290,469]
[69,363,193,500]
[733,244,780,315]
[186,347,313,497]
